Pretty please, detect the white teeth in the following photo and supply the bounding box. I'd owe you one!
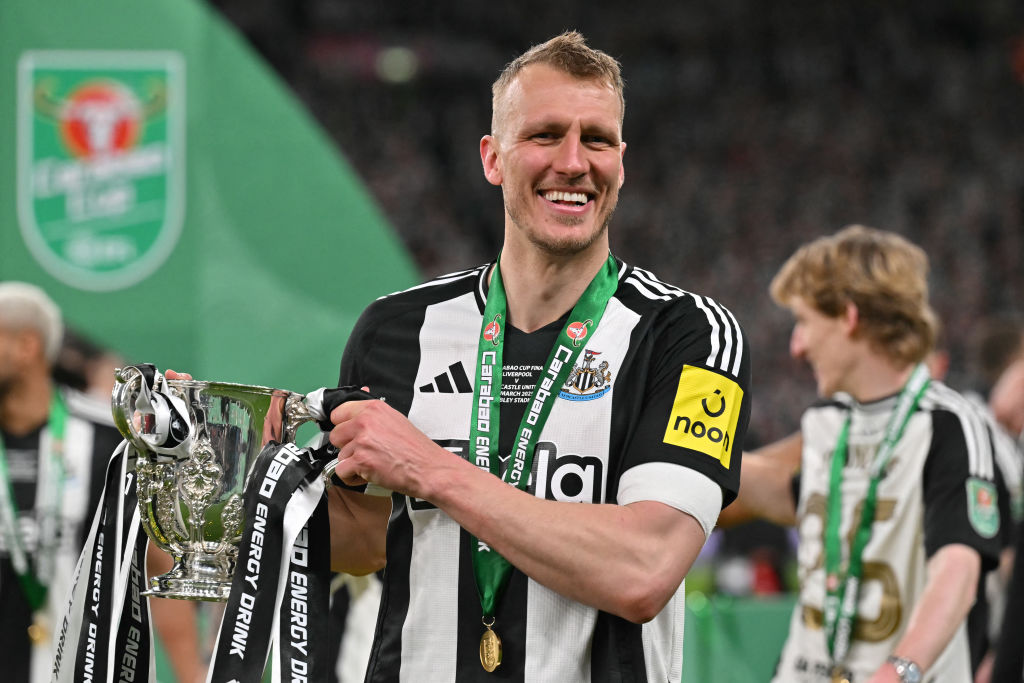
[542,190,589,205]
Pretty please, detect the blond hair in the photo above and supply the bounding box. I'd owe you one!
[490,31,625,138]
[0,281,64,364]
[770,225,938,365]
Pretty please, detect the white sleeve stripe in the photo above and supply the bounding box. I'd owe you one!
[624,274,674,301]
[691,296,723,369]
[702,297,735,373]
[378,266,483,299]
[923,385,995,479]
[627,268,744,375]
[632,268,681,296]
[634,268,744,373]
[477,265,488,302]
[721,305,746,377]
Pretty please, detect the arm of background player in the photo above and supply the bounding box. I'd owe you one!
[867,543,981,683]
[716,431,802,528]
[990,357,1024,437]
[147,545,206,683]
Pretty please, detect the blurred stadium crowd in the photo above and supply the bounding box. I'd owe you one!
[209,0,1024,445]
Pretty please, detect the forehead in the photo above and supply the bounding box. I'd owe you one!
[788,296,825,321]
[498,64,622,133]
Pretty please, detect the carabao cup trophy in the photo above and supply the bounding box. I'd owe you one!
[111,365,321,601]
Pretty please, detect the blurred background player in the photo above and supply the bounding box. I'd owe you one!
[727,226,1002,682]
[0,281,204,683]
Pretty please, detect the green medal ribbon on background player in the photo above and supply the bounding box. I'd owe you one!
[468,253,618,670]
[822,363,930,676]
[0,390,67,612]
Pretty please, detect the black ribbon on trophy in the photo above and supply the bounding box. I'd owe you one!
[51,365,376,683]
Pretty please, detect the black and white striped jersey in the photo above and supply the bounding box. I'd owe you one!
[0,387,122,683]
[774,383,1003,683]
[338,257,751,682]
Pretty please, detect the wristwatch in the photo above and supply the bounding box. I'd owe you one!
[886,655,922,683]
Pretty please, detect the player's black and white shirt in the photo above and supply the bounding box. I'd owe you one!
[0,387,121,683]
[338,258,751,682]
[774,383,1002,683]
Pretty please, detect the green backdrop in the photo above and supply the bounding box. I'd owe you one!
[0,0,419,394]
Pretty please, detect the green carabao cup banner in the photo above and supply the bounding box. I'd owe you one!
[1,0,419,394]
[18,50,185,291]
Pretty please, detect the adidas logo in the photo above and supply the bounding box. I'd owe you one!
[419,361,473,394]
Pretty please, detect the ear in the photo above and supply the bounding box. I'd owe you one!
[618,141,626,189]
[842,301,859,335]
[480,135,502,186]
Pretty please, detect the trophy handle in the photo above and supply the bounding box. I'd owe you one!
[111,365,150,451]
[283,392,317,442]
[111,365,194,456]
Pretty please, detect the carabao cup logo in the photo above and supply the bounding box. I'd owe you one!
[566,319,592,347]
[483,314,502,346]
[17,51,185,291]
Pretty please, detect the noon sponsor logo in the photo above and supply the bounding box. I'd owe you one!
[663,365,744,467]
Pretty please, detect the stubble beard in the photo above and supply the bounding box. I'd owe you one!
[505,194,617,257]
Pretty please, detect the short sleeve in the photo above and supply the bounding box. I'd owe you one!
[923,410,1002,570]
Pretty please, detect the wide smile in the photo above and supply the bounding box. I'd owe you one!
[539,189,594,214]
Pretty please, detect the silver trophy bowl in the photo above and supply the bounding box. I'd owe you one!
[111,366,316,601]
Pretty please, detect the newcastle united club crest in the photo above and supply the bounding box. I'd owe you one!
[559,349,612,402]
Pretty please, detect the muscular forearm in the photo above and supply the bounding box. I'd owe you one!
[329,399,708,621]
[429,457,706,623]
[878,544,980,677]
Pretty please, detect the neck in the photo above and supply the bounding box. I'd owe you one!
[0,371,53,437]
[495,245,609,333]
[846,357,917,404]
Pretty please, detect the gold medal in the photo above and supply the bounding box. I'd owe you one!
[479,617,502,672]
[830,666,851,683]
[28,619,48,645]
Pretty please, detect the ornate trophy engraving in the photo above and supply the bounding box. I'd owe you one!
[111,366,317,601]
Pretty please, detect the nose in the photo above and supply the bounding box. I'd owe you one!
[789,326,806,360]
[552,135,587,176]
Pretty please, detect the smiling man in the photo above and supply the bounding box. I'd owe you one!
[321,32,751,681]
[731,226,1002,683]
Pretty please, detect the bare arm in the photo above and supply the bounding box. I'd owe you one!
[867,543,981,683]
[326,485,390,575]
[717,431,802,528]
[147,545,206,683]
[330,398,708,623]
[990,357,1024,437]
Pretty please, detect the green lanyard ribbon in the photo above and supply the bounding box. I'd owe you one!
[469,254,618,618]
[823,364,930,670]
[0,390,67,611]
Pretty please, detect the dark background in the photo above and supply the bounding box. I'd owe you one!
[208,0,1024,446]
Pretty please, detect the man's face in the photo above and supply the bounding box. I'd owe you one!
[787,296,856,398]
[0,327,30,394]
[481,64,625,257]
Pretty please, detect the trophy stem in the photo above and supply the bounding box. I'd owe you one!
[144,550,235,602]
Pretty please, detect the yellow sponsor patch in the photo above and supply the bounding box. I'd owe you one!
[663,365,744,467]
